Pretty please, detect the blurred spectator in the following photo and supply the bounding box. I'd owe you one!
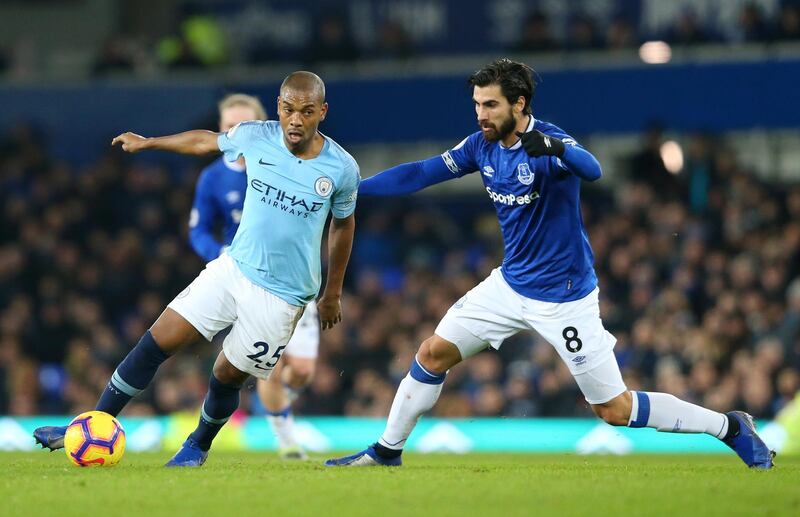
[0,46,8,77]
[306,14,360,63]
[158,9,228,69]
[92,38,136,77]
[158,34,206,70]
[514,11,557,53]
[606,17,637,50]
[682,132,717,214]
[565,14,603,51]
[664,9,712,46]
[627,124,684,200]
[776,3,800,41]
[373,21,414,59]
[738,2,773,43]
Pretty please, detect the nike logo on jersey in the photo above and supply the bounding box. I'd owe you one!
[258,158,276,166]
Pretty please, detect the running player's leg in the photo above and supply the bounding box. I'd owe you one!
[374,333,464,455]
[166,350,250,467]
[530,287,773,468]
[34,259,235,451]
[325,333,467,467]
[94,308,201,417]
[326,268,525,467]
[588,367,773,467]
[257,302,319,459]
[259,356,315,458]
[167,256,305,466]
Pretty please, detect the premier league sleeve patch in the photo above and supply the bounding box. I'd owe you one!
[315,176,334,197]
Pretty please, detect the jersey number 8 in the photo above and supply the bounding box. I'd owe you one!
[562,326,583,353]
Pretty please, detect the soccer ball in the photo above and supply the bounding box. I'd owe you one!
[64,411,126,467]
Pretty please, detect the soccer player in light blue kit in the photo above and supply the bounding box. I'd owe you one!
[34,71,360,467]
[326,59,773,469]
[190,93,322,460]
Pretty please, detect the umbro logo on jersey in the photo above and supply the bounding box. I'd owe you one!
[482,166,494,177]
[258,158,276,166]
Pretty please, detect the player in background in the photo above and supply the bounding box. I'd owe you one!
[190,93,321,460]
[34,71,360,467]
[325,59,773,469]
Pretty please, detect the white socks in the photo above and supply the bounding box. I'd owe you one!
[378,358,446,450]
[629,391,728,438]
[267,409,298,449]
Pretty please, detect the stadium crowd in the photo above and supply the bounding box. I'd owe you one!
[1,123,798,421]
[112,1,800,74]
[2,1,796,80]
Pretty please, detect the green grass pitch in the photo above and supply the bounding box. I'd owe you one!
[2,452,798,516]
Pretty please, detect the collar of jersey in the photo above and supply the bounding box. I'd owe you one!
[278,130,330,160]
[499,115,535,151]
[223,158,246,172]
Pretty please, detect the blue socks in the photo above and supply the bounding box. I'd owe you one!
[189,375,243,451]
[627,391,651,428]
[96,331,170,416]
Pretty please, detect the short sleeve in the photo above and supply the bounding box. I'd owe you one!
[217,120,265,162]
[331,159,361,219]
[440,133,480,177]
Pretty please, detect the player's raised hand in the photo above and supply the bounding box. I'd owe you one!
[111,132,148,153]
[317,293,343,330]
[516,129,565,158]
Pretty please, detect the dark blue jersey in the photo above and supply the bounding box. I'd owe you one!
[443,117,597,302]
[189,157,247,262]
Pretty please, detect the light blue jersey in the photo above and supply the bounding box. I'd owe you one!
[217,120,360,306]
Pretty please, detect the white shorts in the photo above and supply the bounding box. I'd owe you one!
[168,253,304,380]
[435,268,626,404]
[285,300,319,359]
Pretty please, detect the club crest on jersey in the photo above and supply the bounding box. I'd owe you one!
[315,176,333,197]
[517,163,534,185]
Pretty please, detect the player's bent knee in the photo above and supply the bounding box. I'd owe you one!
[150,308,203,353]
[418,336,462,374]
[286,362,315,387]
[212,353,249,387]
[591,392,632,426]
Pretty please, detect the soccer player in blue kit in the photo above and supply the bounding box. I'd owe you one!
[34,71,360,467]
[326,59,773,469]
[190,93,322,460]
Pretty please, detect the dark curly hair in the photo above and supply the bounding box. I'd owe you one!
[468,59,536,115]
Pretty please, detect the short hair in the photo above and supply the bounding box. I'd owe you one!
[468,59,535,115]
[218,93,267,120]
[280,71,326,104]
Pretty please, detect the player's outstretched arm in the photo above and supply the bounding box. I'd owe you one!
[360,156,456,196]
[111,130,220,156]
[318,214,355,330]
